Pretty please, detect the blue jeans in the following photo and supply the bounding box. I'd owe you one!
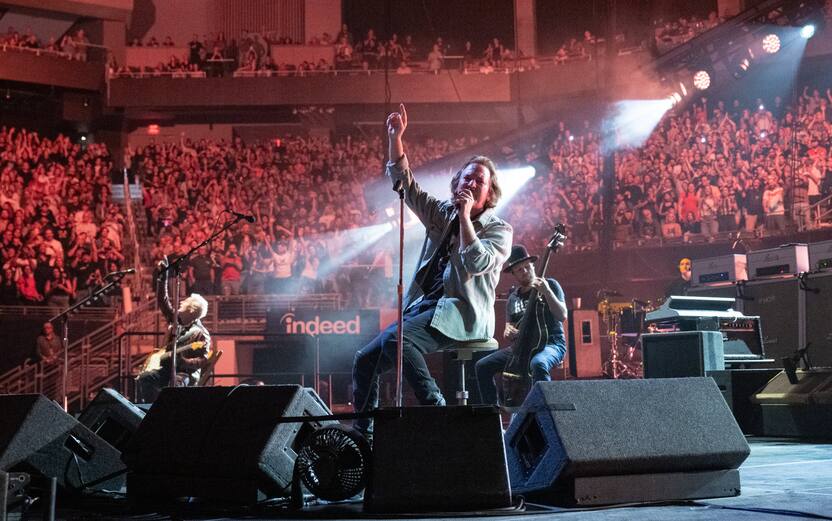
[352,299,456,434]
[475,344,565,405]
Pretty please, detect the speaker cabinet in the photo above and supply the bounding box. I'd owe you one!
[365,406,511,513]
[0,394,126,492]
[504,378,749,506]
[742,277,804,365]
[803,272,832,368]
[122,385,335,503]
[568,310,603,378]
[643,331,725,378]
[78,388,145,452]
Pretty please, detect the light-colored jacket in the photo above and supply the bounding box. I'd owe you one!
[388,155,513,341]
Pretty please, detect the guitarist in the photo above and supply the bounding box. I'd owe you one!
[475,244,567,406]
[136,257,212,403]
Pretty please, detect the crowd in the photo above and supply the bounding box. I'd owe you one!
[131,133,481,306]
[112,25,526,78]
[4,82,832,307]
[653,12,721,53]
[503,85,832,251]
[0,128,125,306]
[1,27,89,61]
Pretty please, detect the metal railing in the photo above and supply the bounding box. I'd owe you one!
[0,297,155,409]
[205,293,342,333]
[0,292,343,408]
[0,305,115,321]
[121,169,147,296]
[106,50,636,80]
[810,192,832,225]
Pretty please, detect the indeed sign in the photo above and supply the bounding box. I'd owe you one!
[279,312,362,336]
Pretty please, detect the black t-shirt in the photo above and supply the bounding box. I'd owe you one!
[665,277,691,298]
[507,278,566,347]
[190,254,214,282]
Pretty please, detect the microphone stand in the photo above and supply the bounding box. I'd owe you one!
[393,180,405,407]
[50,273,129,411]
[161,214,247,389]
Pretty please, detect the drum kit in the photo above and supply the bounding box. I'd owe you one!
[596,289,654,379]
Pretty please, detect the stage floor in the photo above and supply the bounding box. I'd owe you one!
[52,438,832,521]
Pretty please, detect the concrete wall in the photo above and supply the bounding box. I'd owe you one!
[304,0,341,43]
[126,123,234,147]
[128,0,211,45]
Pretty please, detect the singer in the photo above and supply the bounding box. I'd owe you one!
[352,103,512,439]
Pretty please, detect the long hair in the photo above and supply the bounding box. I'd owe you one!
[450,156,502,209]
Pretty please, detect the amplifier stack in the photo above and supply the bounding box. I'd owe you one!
[689,243,832,368]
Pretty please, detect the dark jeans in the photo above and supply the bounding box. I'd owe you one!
[475,344,565,406]
[135,369,192,403]
[352,299,456,434]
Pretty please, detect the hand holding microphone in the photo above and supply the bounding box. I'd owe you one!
[453,187,475,218]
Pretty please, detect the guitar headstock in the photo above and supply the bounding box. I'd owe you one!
[547,224,567,253]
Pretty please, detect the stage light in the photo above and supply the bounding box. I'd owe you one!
[762,34,781,54]
[801,24,815,39]
[700,136,706,143]
[733,54,752,79]
[759,104,765,111]
[495,166,535,211]
[568,135,574,141]
[603,99,675,151]
[693,70,711,90]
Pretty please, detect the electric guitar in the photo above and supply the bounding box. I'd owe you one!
[139,341,207,374]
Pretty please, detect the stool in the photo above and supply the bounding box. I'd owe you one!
[445,339,499,405]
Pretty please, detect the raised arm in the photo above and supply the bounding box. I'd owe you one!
[155,258,175,323]
[387,102,406,162]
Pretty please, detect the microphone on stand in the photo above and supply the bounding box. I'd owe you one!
[105,268,136,279]
[229,211,256,223]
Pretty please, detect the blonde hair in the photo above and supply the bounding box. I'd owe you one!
[182,293,209,320]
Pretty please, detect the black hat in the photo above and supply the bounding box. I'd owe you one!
[503,244,537,273]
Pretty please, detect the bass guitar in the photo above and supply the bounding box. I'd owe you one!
[498,225,566,409]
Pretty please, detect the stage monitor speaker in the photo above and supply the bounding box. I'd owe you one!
[568,310,603,378]
[751,369,832,438]
[504,378,749,506]
[707,369,782,435]
[0,394,126,492]
[78,388,145,452]
[643,331,724,378]
[122,385,335,503]
[365,406,511,513]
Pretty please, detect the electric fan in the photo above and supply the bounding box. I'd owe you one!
[293,425,371,503]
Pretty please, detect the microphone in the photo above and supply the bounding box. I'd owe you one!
[105,268,136,279]
[230,211,256,223]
